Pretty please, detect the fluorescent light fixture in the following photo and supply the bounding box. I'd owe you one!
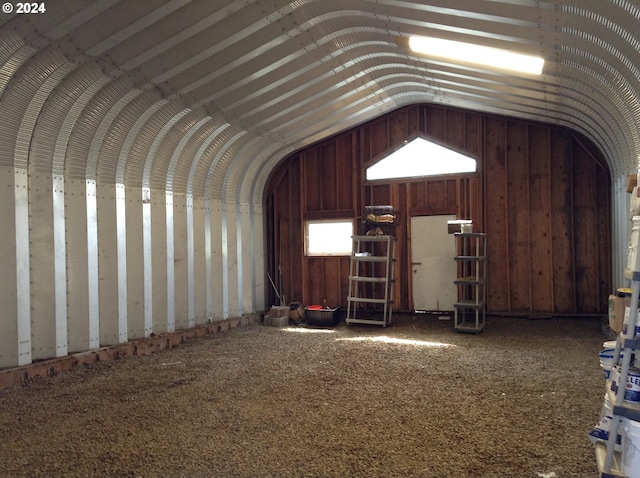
[408,36,544,75]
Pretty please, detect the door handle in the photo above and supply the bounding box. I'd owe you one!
[411,262,422,265]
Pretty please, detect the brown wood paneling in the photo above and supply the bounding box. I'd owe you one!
[266,104,611,317]
[445,108,465,149]
[484,115,509,312]
[390,109,408,146]
[320,142,337,211]
[528,125,554,312]
[506,120,532,312]
[369,119,389,161]
[336,133,354,211]
[425,106,445,140]
[303,149,322,212]
[407,105,420,133]
[550,130,574,313]
[465,112,482,157]
[573,141,600,313]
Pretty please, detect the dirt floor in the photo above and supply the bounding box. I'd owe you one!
[0,313,606,478]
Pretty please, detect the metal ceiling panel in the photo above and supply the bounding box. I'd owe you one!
[3,0,637,182]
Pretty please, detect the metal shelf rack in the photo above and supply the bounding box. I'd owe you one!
[346,235,395,327]
[453,232,487,333]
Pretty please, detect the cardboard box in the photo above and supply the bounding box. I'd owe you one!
[288,302,305,320]
[610,294,631,333]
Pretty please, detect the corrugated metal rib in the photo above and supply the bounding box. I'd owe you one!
[221,137,266,203]
[64,76,126,181]
[118,97,171,188]
[143,106,191,191]
[0,31,34,98]
[79,81,142,182]
[163,111,209,194]
[29,63,106,176]
[190,125,243,199]
[0,48,72,170]
[206,130,248,202]
[93,89,160,184]
[183,118,231,197]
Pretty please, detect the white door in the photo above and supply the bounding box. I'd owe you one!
[410,215,457,311]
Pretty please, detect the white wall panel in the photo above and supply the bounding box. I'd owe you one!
[86,180,100,349]
[252,202,265,312]
[142,187,153,336]
[223,201,240,318]
[126,186,148,339]
[151,189,168,333]
[115,183,128,343]
[172,193,189,330]
[165,191,175,333]
[97,183,120,346]
[65,178,91,353]
[29,172,61,360]
[52,174,68,355]
[192,197,208,325]
[238,202,255,313]
[208,198,224,321]
[185,193,195,328]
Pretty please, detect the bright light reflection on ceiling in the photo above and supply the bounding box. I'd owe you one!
[336,336,453,347]
[281,327,336,334]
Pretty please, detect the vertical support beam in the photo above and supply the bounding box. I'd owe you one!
[204,198,213,320]
[151,189,168,333]
[116,183,128,343]
[165,191,175,333]
[173,192,189,330]
[238,202,252,313]
[193,196,208,325]
[86,180,100,349]
[186,194,196,328]
[126,187,147,339]
[209,198,224,320]
[97,183,119,346]
[52,174,68,356]
[15,168,31,365]
[142,187,153,336]
[250,201,266,312]
[234,201,244,315]
[223,201,240,318]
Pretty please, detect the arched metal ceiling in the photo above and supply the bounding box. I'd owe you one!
[1,0,639,207]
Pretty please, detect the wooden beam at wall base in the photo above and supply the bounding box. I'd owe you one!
[0,314,259,392]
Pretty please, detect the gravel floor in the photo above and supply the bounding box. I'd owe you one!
[0,314,606,478]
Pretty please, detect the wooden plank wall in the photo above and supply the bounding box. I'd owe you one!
[265,104,611,316]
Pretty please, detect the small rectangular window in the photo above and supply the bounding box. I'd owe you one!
[305,219,353,256]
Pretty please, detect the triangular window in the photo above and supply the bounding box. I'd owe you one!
[366,137,476,181]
